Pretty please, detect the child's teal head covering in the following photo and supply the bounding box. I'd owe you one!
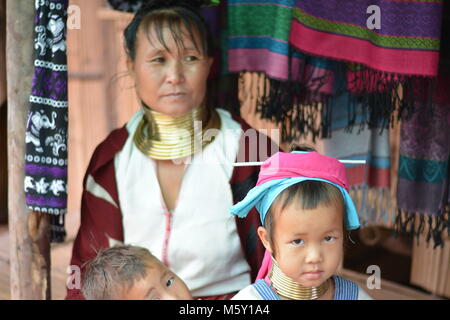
[229,152,360,230]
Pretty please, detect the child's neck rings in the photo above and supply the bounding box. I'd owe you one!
[269,258,329,300]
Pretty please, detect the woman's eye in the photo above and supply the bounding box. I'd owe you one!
[291,239,304,246]
[324,236,336,243]
[166,277,175,287]
[185,55,198,62]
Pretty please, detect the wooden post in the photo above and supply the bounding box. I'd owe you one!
[0,0,7,224]
[6,0,51,300]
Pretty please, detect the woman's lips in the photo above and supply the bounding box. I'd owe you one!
[163,93,186,98]
[302,271,324,280]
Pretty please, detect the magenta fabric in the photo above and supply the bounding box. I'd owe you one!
[256,151,349,192]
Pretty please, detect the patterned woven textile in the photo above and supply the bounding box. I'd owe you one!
[227,0,336,141]
[396,74,450,248]
[290,0,444,133]
[290,0,442,76]
[396,2,450,247]
[24,0,69,242]
[228,0,445,142]
[323,71,392,227]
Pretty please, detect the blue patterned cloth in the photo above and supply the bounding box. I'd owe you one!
[252,275,359,300]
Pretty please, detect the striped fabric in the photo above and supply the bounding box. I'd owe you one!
[252,279,281,300]
[227,0,445,142]
[227,0,336,141]
[290,0,443,76]
[251,275,359,300]
[323,70,392,226]
[228,0,295,80]
[333,275,359,300]
[395,3,450,247]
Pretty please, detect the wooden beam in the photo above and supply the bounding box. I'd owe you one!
[0,0,5,106]
[0,0,7,224]
[6,0,51,300]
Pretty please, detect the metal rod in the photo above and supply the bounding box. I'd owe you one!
[232,159,367,167]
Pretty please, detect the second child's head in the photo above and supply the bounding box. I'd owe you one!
[230,151,360,288]
[258,181,345,288]
[82,245,192,300]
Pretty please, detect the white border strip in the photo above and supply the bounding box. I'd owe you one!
[30,95,68,108]
[233,159,367,167]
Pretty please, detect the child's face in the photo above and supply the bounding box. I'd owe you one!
[120,258,193,300]
[260,202,344,288]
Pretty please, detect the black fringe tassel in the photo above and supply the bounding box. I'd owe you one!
[246,49,335,142]
[50,214,67,243]
[394,209,449,249]
[239,52,437,143]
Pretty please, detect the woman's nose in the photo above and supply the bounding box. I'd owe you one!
[166,61,185,84]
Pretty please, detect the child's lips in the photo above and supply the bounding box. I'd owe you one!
[302,271,324,280]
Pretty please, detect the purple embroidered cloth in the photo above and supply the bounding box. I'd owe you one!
[25,0,69,242]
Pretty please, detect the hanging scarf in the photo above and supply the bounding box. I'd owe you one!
[227,0,334,141]
[290,0,444,129]
[396,2,450,248]
[24,0,69,243]
[228,0,444,142]
[323,69,393,227]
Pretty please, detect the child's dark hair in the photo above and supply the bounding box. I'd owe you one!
[82,245,156,300]
[123,0,214,61]
[264,181,346,256]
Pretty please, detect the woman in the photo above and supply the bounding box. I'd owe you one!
[67,0,278,299]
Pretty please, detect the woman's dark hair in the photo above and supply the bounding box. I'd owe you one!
[123,0,214,60]
[264,180,345,256]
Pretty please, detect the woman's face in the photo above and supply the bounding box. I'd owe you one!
[128,24,213,116]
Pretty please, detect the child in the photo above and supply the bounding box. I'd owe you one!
[230,151,372,300]
[82,245,193,300]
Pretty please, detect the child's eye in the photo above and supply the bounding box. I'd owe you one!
[166,277,175,287]
[151,57,165,63]
[291,239,305,246]
[324,236,336,243]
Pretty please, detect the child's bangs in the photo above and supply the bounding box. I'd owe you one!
[277,181,344,213]
[140,10,205,55]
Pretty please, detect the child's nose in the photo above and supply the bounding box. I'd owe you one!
[305,245,323,264]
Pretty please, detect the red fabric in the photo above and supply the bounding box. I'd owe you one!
[66,112,278,300]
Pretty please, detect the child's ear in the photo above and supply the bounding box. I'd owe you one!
[257,226,273,254]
